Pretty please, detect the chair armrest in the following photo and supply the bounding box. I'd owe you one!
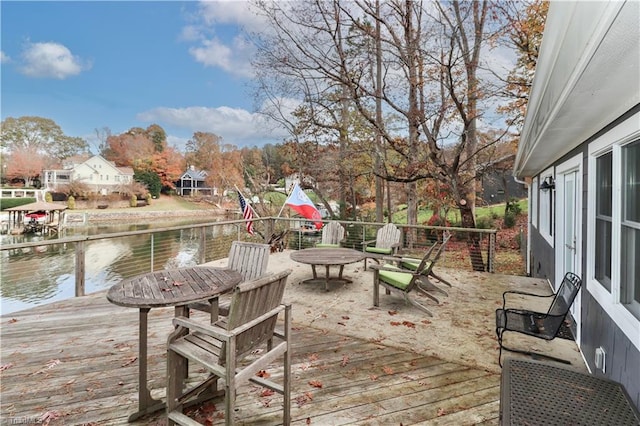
[361,239,377,248]
[502,290,554,309]
[369,263,403,271]
[173,316,230,340]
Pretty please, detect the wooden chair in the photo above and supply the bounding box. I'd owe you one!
[189,241,270,320]
[316,221,345,248]
[371,236,451,316]
[393,231,452,297]
[495,271,582,367]
[362,223,401,270]
[166,269,292,426]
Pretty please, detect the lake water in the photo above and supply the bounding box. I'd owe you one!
[0,217,226,315]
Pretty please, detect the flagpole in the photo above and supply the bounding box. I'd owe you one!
[234,185,260,218]
[276,183,294,218]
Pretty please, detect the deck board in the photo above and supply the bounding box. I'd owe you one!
[1,291,501,425]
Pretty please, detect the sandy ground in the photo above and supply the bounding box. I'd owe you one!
[205,249,585,375]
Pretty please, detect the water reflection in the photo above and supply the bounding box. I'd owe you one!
[0,218,227,315]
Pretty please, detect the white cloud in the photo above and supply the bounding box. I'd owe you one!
[188,35,254,77]
[19,41,90,79]
[196,0,266,28]
[137,105,290,147]
[181,1,266,78]
[0,51,10,63]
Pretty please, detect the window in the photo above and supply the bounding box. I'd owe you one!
[595,152,613,291]
[588,113,640,347]
[621,140,640,318]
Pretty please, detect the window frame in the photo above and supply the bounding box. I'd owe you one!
[587,111,640,350]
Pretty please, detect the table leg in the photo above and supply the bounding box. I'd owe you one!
[311,265,318,279]
[325,265,331,291]
[128,308,165,422]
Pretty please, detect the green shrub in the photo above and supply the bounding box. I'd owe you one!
[476,216,496,229]
[504,197,522,229]
[504,210,517,228]
[67,195,76,210]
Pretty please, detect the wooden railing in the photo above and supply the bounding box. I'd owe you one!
[0,218,498,313]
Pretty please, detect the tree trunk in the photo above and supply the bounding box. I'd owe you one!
[459,202,485,271]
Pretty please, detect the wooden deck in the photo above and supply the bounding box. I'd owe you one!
[1,292,500,425]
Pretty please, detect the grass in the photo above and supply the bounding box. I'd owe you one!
[392,198,528,226]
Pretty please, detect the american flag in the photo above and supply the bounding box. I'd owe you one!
[237,191,255,235]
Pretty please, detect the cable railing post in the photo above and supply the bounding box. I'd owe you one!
[150,234,154,272]
[75,241,85,297]
[199,226,207,264]
[487,231,496,273]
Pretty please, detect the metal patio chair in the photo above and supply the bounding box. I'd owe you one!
[495,271,582,367]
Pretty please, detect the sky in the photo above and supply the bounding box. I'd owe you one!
[1,1,288,153]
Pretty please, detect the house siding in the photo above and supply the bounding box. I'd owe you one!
[529,139,640,411]
[583,294,640,409]
[529,229,555,281]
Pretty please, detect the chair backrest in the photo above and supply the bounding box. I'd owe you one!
[376,223,401,249]
[547,272,582,316]
[415,231,451,276]
[320,221,345,245]
[221,269,292,363]
[227,241,270,281]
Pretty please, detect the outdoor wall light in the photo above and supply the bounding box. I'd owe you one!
[540,176,555,191]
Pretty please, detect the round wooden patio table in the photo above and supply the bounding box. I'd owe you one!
[107,266,242,421]
[290,247,365,291]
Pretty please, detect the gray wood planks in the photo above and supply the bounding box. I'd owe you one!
[1,291,499,425]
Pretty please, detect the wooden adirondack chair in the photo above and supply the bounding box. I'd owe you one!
[167,269,292,426]
[362,223,401,270]
[394,231,452,296]
[316,221,345,248]
[189,241,270,320]
[370,236,451,316]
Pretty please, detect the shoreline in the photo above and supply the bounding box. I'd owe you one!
[66,208,236,224]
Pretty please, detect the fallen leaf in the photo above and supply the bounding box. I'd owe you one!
[260,389,275,397]
[337,322,346,326]
[382,366,394,374]
[8,318,18,324]
[308,380,323,388]
[0,363,14,371]
[369,374,378,381]
[390,321,401,326]
[172,281,184,286]
[341,355,350,367]
[121,356,137,367]
[402,321,416,328]
[256,370,270,378]
[41,410,63,426]
[306,417,311,424]
[341,316,350,320]
[308,353,319,362]
[388,310,398,316]
[437,407,447,416]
